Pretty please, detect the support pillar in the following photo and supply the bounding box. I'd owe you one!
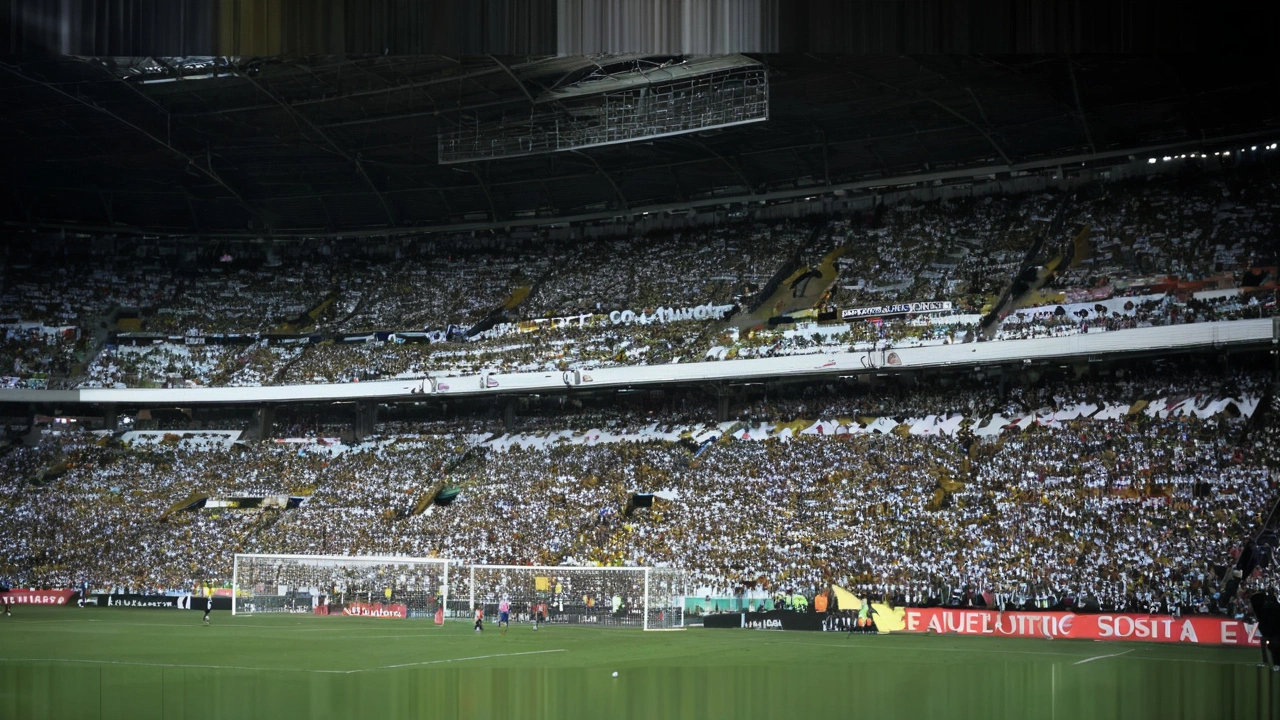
[354,401,377,441]
[257,405,275,440]
[503,400,516,432]
[1274,317,1280,389]
[717,393,731,423]
[102,403,117,432]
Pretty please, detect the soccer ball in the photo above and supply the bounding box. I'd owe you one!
[612,672,619,678]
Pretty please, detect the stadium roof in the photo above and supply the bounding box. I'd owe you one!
[1,53,1277,237]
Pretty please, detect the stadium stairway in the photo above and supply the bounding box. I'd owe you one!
[735,229,814,328]
[410,442,488,516]
[270,346,308,385]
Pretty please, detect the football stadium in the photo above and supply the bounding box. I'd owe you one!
[2,3,1280,719]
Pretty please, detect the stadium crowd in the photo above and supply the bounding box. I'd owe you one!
[0,166,1269,389]
[2,364,1276,619]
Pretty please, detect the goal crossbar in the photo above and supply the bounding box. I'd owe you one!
[467,564,654,571]
[234,553,450,563]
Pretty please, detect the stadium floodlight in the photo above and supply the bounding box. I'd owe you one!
[439,55,768,163]
[466,564,686,630]
[231,553,454,619]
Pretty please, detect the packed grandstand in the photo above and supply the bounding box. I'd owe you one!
[2,148,1279,628]
[2,164,1276,391]
[2,358,1278,619]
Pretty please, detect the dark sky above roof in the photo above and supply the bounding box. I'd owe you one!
[1,54,1276,237]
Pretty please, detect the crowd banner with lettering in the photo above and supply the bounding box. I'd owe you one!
[841,301,953,321]
[0,323,80,341]
[111,333,262,347]
[273,437,341,446]
[0,589,78,606]
[467,303,738,342]
[609,304,736,326]
[399,330,450,344]
[466,322,521,341]
[89,594,233,610]
[262,334,323,346]
[518,313,594,333]
[341,602,408,619]
[893,608,1260,647]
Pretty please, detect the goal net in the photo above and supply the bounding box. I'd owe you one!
[232,554,452,619]
[466,565,686,630]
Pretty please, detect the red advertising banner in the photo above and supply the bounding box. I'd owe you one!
[0,589,77,606]
[898,607,1260,647]
[341,602,408,619]
[314,604,330,616]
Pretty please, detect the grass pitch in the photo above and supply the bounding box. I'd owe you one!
[0,607,1276,719]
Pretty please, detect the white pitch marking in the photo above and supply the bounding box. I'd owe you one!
[768,640,1251,666]
[1051,663,1056,720]
[768,639,1074,660]
[1074,649,1135,665]
[0,649,568,675]
[372,649,567,670]
[1123,653,1255,666]
[5,621,443,638]
[0,658,350,675]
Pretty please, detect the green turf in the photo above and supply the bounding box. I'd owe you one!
[1,607,1277,719]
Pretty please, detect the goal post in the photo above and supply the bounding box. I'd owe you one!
[231,554,453,619]
[466,564,686,630]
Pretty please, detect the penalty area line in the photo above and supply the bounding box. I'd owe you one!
[771,640,1248,667]
[1074,649,1135,665]
[0,649,568,675]
[368,649,567,671]
[0,658,351,675]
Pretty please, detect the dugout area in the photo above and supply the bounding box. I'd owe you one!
[0,606,1275,720]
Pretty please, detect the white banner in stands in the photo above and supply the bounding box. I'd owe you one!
[1,323,80,340]
[521,313,594,331]
[609,304,735,325]
[467,323,520,341]
[468,304,734,341]
[841,301,953,320]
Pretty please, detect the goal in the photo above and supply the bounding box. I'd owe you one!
[232,554,453,618]
[466,565,686,630]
